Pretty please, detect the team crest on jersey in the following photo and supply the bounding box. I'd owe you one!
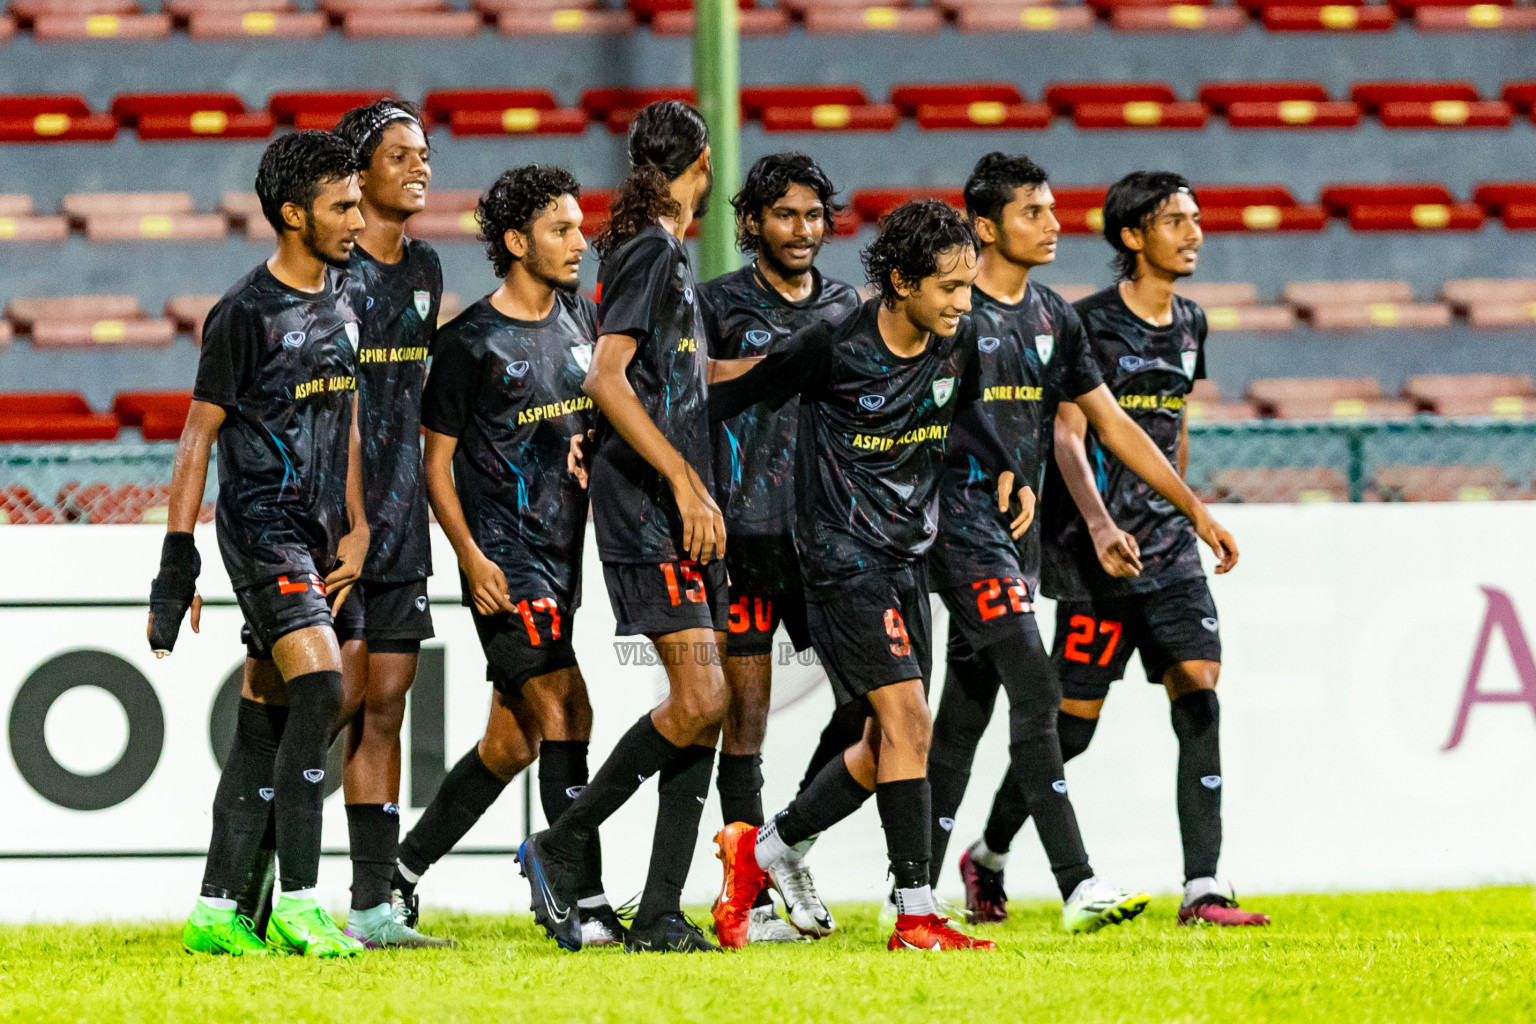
[1181,350,1198,378]
[343,322,359,351]
[745,329,772,348]
[507,360,531,378]
[859,394,886,411]
[932,377,955,407]
[572,343,593,371]
[282,330,305,349]
[413,290,431,319]
[1035,333,1055,365]
[978,335,1001,353]
[1119,354,1144,372]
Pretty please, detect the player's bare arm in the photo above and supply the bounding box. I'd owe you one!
[1054,400,1142,578]
[326,391,370,611]
[1073,386,1237,574]
[583,331,725,563]
[146,399,225,655]
[566,428,596,489]
[706,354,764,383]
[423,427,512,617]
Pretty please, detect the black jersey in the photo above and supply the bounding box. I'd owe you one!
[421,291,597,606]
[1041,285,1208,600]
[928,280,1103,596]
[194,262,364,590]
[700,264,861,539]
[711,298,1015,589]
[589,223,714,564]
[352,240,441,583]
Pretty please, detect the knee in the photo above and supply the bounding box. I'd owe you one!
[1170,687,1220,737]
[682,683,728,727]
[478,733,532,779]
[879,702,932,760]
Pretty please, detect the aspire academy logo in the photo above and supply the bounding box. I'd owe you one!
[1443,586,1536,751]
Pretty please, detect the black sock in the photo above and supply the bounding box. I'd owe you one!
[775,752,873,847]
[397,746,509,882]
[926,651,1002,886]
[982,708,1098,855]
[1171,689,1222,882]
[797,702,868,796]
[346,804,400,911]
[716,752,765,827]
[273,671,342,893]
[876,778,931,903]
[988,633,1093,899]
[634,744,715,930]
[539,740,602,899]
[201,698,285,900]
[546,714,680,862]
[237,811,278,937]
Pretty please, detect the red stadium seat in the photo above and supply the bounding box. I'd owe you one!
[1188,184,1327,234]
[649,7,788,33]
[61,191,195,219]
[950,4,1096,32]
[1415,4,1536,29]
[742,85,898,133]
[740,85,871,118]
[422,87,556,123]
[112,92,276,140]
[113,390,192,426]
[1348,203,1484,230]
[30,9,172,41]
[580,87,695,131]
[0,485,57,524]
[890,83,1054,129]
[577,189,613,237]
[9,0,137,20]
[0,196,69,242]
[1262,5,1395,31]
[1403,373,1535,415]
[1176,282,1298,329]
[0,390,93,415]
[1349,80,1480,110]
[802,6,944,32]
[1285,280,1454,329]
[1370,464,1518,501]
[1501,81,1536,112]
[1110,5,1247,31]
[1198,81,1332,110]
[851,187,965,223]
[1211,468,1350,501]
[164,295,219,339]
[1049,187,1109,234]
[340,7,481,38]
[1282,280,1413,306]
[1439,279,1536,307]
[1226,99,1361,128]
[269,89,394,130]
[1195,184,1298,207]
[1042,82,1178,114]
[1471,182,1536,213]
[0,94,117,142]
[1318,182,1455,215]
[1350,82,1511,128]
[7,295,176,348]
[185,8,327,39]
[0,392,118,442]
[496,7,632,33]
[627,0,751,15]
[1073,100,1206,129]
[423,89,588,135]
[889,82,1024,114]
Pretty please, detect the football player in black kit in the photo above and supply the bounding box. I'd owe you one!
[977,170,1267,927]
[515,101,730,954]
[323,99,450,949]
[711,200,1032,953]
[919,154,1241,932]
[392,165,625,947]
[699,152,860,944]
[150,131,368,958]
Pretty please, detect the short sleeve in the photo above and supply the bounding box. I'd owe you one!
[421,328,477,437]
[698,280,726,358]
[596,234,676,341]
[1192,305,1208,381]
[956,322,983,408]
[192,297,261,408]
[1057,301,1103,400]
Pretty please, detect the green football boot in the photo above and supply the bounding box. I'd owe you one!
[265,896,365,958]
[182,900,271,956]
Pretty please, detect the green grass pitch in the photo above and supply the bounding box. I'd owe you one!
[4,888,1534,1023]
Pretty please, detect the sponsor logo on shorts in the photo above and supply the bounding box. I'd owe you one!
[859,394,886,411]
[1201,617,1219,633]
[978,335,1001,353]
[745,329,772,348]
[303,769,325,784]
[938,817,955,832]
[1052,779,1069,795]
[415,595,428,612]
[507,360,531,379]
[258,787,274,801]
[277,573,326,596]
[1200,775,1222,789]
[282,331,305,349]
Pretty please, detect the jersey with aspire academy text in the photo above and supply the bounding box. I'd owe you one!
[194,262,364,590]
[928,280,1102,596]
[421,291,597,606]
[589,223,714,564]
[700,265,860,542]
[352,240,441,583]
[1041,285,1207,600]
[711,298,1008,589]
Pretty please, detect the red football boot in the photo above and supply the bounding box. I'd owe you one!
[712,822,768,949]
[958,848,1009,924]
[887,915,998,952]
[1179,899,1271,927]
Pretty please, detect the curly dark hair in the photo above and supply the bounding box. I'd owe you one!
[593,100,709,258]
[860,199,979,309]
[1102,170,1199,281]
[332,99,426,169]
[255,130,359,233]
[963,151,1049,225]
[731,151,843,254]
[476,165,582,278]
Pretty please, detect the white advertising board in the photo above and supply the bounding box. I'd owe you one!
[2,502,1535,921]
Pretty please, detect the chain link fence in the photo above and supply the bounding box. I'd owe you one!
[2,421,1534,523]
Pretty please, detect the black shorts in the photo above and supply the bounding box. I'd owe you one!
[603,559,728,637]
[726,585,811,659]
[237,569,346,660]
[939,572,1036,662]
[472,599,578,697]
[1051,577,1222,701]
[356,578,435,652]
[805,562,933,706]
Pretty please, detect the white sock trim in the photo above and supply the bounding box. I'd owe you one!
[1183,876,1228,905]
[755,818,790,870]
[577,895,609,910]
[968,838,1008,872]
[894,885,938,918]
[197,896,237,912]
[395,861,421,884]
[279,887,318,903]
